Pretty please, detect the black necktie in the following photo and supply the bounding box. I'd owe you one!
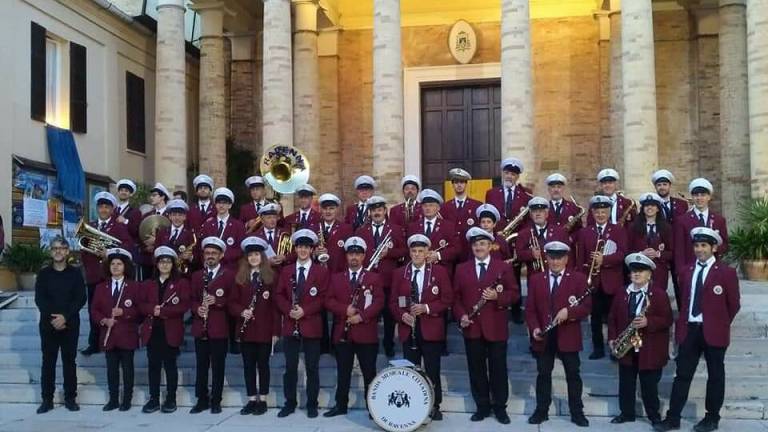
[698,213,706,227]
[156,210,161,215]
[112,280,120,302]
[170,228,179,243]
[692,262,706,317]
[555,202,562,217]
[411,269,420,301]
[323,224,331,241]
[425,221,433,237]
[200,203,206,214]
[251,272,259,286]
[538,228,546,239]
[374,225,382,247]
[664,202,672,221]
[351,271,358,285]
[98,221,106,231]
[256,202,261,213]
[629,291,641,318]
[505,187,513,217]
[217,220,224,237]
[207,270,214,281]
[297,266,306,296]
[267,230,274,245]
[550,272,561,297]
[457,200,464,210]
[597,226,604,238]
[300,212,307,226]
[478,262,487,279]
[647,224,656,241]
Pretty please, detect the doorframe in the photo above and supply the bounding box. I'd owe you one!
[403,63,501,178]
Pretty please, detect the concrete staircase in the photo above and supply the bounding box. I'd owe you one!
[1,281,767,420]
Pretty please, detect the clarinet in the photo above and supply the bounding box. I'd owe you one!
[201,272,211,340]
[541,286,594,334]
[457,274,503,333]
[236,275,263,343]
[291,276,301,339]
[409,269,420,350]
[340,271,364,344]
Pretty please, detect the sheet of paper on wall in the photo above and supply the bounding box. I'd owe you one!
[22,197,48,228]
[39,228,62,249]
[62,221,80,251]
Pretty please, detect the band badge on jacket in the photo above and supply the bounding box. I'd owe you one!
[124,299,133,308]
[713,285,723,295]
[171,296,179,305]
[310,287,318,296]
[263,291,270,300]
[215,288,224,297]
[431,286,439,295]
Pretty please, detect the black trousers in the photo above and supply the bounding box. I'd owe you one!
[40,324,79,401]
[464,338,508,412]
[404,337,443,406]
[669,263,683,311]
[381,296,395,352]
[618,356,662,420]
[194,338,227,404]
[334,342,378,407]
[666,324,726,422]
[321,311,331,352]
[509,261,523,319]
[105,349,134,402]
[241,342,271,397]
[147,338,179,400]
[535,332,584,415]
[590,290,613,352]
[86,283,99,349]
[283,337,321,408]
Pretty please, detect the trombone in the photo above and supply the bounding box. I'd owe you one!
[529,228,545,272]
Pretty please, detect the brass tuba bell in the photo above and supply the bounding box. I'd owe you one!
[75,218,122,256]
[260,145,310,194]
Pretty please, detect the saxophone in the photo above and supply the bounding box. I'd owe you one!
[564,195,586,232]
[611,295,651,358]
[497,207,529,242]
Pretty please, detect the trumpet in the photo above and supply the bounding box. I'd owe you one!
[245,216,263,234]
[565,195,586,232]
[177,232,196,275]
[316,226,330,264]
[75,218,122,256]
[366,230,392,271]
[586,239,606,287]
[541,286,594,334]
[497,207,529,242]
[530,228,545,272]
[611,296,651,358]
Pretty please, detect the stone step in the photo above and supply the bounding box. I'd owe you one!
[0,382,763,420]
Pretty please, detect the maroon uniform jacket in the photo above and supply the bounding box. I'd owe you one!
[139,277,190,347]
[442,197,482,260]
[608,287,672,370]
[627,224,674,292]
[113,204,143,245]
[525,270,592,353]
[251,226,290,254]
[187,201,216,230]
[452,258,519,342]
[91,279,141,351]
[344,202,369,228]
[390,264,453,343]
[356,221,407,290]
[156,224,198,271]
[661,196,689,224]
[675,261,740,348]
[199,215,246,270]
[283,208,322,231]
[228,276,280,343]
[326,270,385,344]
[464,233,513,263]
[515,224,574,275]
[318,221,355,274]
[586,194,637,227]
[138,210,170,266]
[548,198,583,232]
[407,217,461,268]
[575,223,627,296]
[389,201,423,230]
[673,210,729,269]
[81,218,134,285]
[190,267,235,340]
[274,263,329,339]
[484,184,532,227]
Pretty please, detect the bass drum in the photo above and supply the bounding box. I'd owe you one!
[367,366,434,432]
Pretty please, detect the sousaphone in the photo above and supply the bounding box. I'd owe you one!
[260,145,310,194]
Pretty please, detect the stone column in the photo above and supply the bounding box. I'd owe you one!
[229,34,257,152]
[262,0,293,151]
[292,0,321,167]
[501,0,534,187]
[318,28,342,194]
[224,37,232,140]
[154,0,187,191]
[372,0,404,200]
[609,0,624,173]
[720,0,751,219]
[747,0,768,198]
[597,11,613,168]
[193,0,230,186]
[621,0,658,197]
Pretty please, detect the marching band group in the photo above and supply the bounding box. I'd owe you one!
[34,158,741,432]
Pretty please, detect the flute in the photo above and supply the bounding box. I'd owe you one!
[103,281,126,348]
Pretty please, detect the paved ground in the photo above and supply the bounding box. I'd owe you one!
[0,404,766,432]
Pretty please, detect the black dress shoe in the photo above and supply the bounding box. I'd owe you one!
[103,400,120,411]
[277,405,295,418]
[654,418,681,432]
[589,351,605,360]
[210,403,222,414]
[142,398,160,413]
[323,406,348,417]
[430,408,443,421]
[470,411,489,421]
[307,406,318,418]
[254,400,268,415]
[241,401,258,415]
[189,399,210,414]
[64,398,80,412]
[528,410,549,424]
[693,418,719,432]
[649,417,663,426]
[611,414,635,423]
[119,400,131,412]
[494,409,511,425]
[571,413,589,427]
[36,400,54,414]
[80,346,99,356]
[161,398,177,413]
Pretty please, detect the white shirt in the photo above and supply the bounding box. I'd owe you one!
[170,225,183,239]
[118,201,130,223]
[474,256,491,279]
[694,208,710,225]
[111,277,125,296]
[548,270,563,294]
[348,268,363,282]
[609,193,618,224]
[216,215,229,237]
[454,196,467,207]
[98,218,110,230]
[595,223,607,235]
[689,255,715,322]
[505,185,516,201]
[410,264,426,300]
[296,260,312,281]
[155,206,167,215]
[199,199,211,211]
[206,264,221,278]
[424,216,438,230]
[323,221,335,231]
[627,283,649,316]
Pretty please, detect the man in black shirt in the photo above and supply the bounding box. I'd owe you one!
[34,236,87,414]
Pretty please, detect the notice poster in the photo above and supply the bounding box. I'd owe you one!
[22,197,48,228]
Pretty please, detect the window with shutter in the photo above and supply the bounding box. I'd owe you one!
[30,22,46,122]
[69,42,87,133]
[125,72,146,154]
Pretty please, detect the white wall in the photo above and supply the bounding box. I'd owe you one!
[0,0,199,242]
